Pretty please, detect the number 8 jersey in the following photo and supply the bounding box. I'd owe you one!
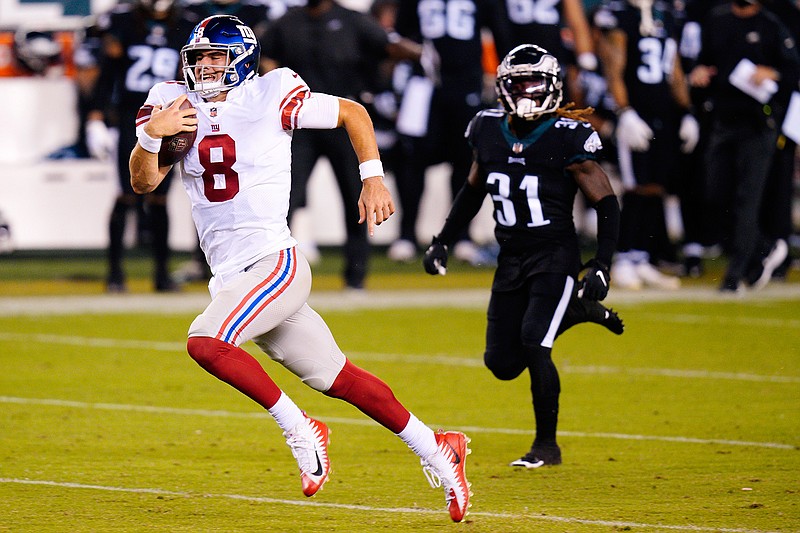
[138,68,337,279]
[466,108,603,280]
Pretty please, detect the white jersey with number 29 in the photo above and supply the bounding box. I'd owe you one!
[139,68,339,279]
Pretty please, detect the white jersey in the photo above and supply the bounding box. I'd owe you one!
[138,68,339,278]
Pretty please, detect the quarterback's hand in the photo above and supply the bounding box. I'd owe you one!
[578,259,610,301]
[616,108,653,152]
[358,176,395,236]
[85,119,115,160]
[423,237,448,275]
[679,114,700,154]
[144,95,197,138]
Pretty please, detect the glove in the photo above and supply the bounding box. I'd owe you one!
[576,52,598,72]
[85,119,116,160]
[679,114,700,154]
[616,108,653,152]
[422,236,448,275]
[578,258,610,301]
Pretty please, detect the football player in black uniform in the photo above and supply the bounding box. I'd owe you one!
[86,0,197,292]
[594,0,698,290]
[423,45,622,467]
[388,0,512,264]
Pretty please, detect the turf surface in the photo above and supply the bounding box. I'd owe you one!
[0,250,798,532]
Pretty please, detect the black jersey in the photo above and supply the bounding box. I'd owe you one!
[95,4,196,112]
[260,4,390,101]
[503,0,570,65]
[182,1,270,35]
[467,108,602,282]
[395,0,512,90]
[594,0,681,119]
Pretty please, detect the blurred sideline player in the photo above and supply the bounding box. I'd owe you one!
[86,0,196,292]
[387,0,513,265]
[129,15,472,522]
[595,0,699,290]
[423,45,623,467]
[260,0,427,289]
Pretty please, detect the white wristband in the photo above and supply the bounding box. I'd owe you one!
[137,129,162,154]
[358,159,384,182]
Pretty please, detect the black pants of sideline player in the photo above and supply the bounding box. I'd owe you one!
[289,128,368,290]
[703,121,779,288]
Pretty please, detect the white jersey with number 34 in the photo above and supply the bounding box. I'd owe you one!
[140,68,339,278]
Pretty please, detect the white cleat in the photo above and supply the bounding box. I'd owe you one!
[283,415,331,497]
[421,430,473,522]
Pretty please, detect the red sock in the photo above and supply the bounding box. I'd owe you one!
[325,359,411,433]
[187,336,282,409]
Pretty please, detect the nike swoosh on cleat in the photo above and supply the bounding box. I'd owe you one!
[311,452,324,476]
[443,441,461,464]
[596,271,607,286]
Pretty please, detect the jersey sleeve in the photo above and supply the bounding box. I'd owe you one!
[276,68,313,130]
[275,68,339,130]
[566,121,603,164]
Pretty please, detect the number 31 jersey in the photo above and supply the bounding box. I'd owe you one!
[466,108,603,277]
[139,68,322,278]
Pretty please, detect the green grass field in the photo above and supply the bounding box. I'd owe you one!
[1,251,798,532]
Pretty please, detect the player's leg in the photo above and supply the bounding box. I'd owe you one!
[324,129,369,289]
[510,274,573,468]
[146,168,175,292]
[108,114,138,292]
[388,134,429,261]
[254,301,472,521]
[556,283,624,337]
[106,193,135,292]
[186,248,327,496]
[287,130,320,264]
[483,288,529,381]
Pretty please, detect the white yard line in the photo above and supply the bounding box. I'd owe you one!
[0,283,799,316]
[0,395,794,450]
[1,330,798,384]
[0,477,783,533]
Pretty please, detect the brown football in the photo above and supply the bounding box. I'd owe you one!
[158,98,197,167]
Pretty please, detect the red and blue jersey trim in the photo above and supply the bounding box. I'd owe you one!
[215,248,297,344]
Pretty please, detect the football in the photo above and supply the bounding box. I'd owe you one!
[157,98,197,167]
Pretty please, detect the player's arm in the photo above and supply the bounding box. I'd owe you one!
[598,28,653,151]
[563,0,597,70]
[435,160,487,247]
[569,159,619,299]
[85,34,124,160]
[130,95,196,194]
[422,158,487,275]
[597,28,629,110]
[337,97,395,236]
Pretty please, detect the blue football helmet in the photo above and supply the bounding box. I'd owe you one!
[496,44,563,120]
[182,15,260,97]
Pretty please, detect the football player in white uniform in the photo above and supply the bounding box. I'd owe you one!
[129,15,471,523]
